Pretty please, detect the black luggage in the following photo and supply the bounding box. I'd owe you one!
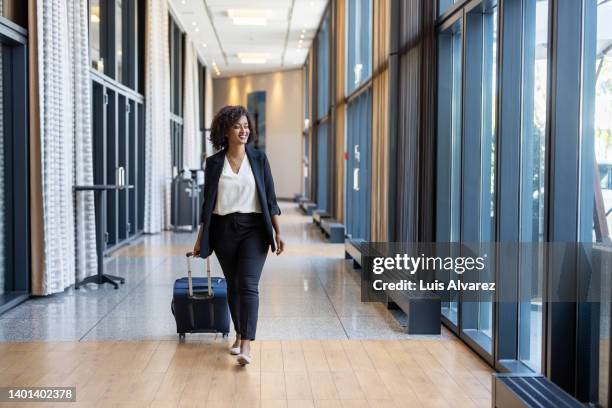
[171,252,230,340]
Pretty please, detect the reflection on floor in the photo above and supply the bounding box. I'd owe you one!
[0,202,493,407]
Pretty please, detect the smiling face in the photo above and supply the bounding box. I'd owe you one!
[226,115,250,147]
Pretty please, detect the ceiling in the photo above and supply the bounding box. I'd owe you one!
[169,0,328,78]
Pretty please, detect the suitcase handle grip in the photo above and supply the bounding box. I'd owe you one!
[185,252,213,298]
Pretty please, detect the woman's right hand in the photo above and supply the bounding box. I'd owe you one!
[192,239,201,257]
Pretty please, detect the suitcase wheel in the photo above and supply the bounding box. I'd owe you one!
[222,333,229,338]
[179,333,185,341]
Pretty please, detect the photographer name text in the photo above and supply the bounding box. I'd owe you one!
[370,254,495,292]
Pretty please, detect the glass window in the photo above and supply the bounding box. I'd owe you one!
[439,0,461,17]
[457,2,498,351]
[580,3,612,402]
[90,0,103,72]
[304,60,310,198]
[481,10,497,245]
[479,8,497,340]
[169,17,184,117]
[304,60,310,127]
[169,16,184,172]
[583,1,612,243]
[198,63,206,132]
[477,4,498,343]
[518,0,548,374]
[89,0,139,87]
[436,19,462,325]
[0,44,5,298]
[347,0,372,92]
[1,0,27,27]
[317,14,330,119]
[247,91,266,152]
[116,0,123,81]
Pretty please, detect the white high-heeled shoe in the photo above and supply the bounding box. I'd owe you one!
[237,353,252,366]
[230,346,241,355]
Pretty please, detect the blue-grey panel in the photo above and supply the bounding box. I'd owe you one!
[346,89,372,240]
[316,122,328,212]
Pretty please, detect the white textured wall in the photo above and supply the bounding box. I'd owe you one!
[213,69,303,199]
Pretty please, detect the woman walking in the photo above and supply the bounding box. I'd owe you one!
[192,105,284,366]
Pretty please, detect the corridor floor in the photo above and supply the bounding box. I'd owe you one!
[0,202,492,407]
[1,202,439,342]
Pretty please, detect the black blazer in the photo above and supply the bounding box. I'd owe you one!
[198,144,281,258]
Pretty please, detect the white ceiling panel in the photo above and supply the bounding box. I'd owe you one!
[169,0,327,77]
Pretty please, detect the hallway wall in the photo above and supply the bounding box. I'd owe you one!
[213,69,303,199]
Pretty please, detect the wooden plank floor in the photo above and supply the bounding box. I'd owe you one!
[0,336,492,408]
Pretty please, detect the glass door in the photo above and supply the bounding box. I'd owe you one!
[0,12,30,312]
[0,43,6,300]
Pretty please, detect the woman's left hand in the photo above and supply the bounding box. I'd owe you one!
[275,235,285,255]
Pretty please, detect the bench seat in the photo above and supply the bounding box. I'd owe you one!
[312,210,331,226]
[299,201,317,215]
[320,219,345,243]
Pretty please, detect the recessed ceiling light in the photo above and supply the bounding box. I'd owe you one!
[227,9,269,26]
[192,21,197,26]
[195,27,200,32]
[232,17,267,26]
[240,58,267,64]
[227,9,270,18]
[300,34,304,39]
[298,40,303,44]
[237,52,269,57]
[240,58,268,64]
[202,43,207,47]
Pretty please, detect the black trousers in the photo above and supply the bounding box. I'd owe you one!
[210,212,268,340]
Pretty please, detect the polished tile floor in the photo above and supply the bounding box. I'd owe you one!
[1,202,433,342]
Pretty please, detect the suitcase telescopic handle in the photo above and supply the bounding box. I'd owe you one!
[185,252,213,298]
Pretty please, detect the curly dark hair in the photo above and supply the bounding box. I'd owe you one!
[209,105,257,151]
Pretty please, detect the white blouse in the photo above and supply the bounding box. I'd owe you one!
[213,155,262,215]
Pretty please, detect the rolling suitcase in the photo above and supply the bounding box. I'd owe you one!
[171,252,230,340]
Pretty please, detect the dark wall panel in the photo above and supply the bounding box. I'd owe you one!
[396,47,421,242]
